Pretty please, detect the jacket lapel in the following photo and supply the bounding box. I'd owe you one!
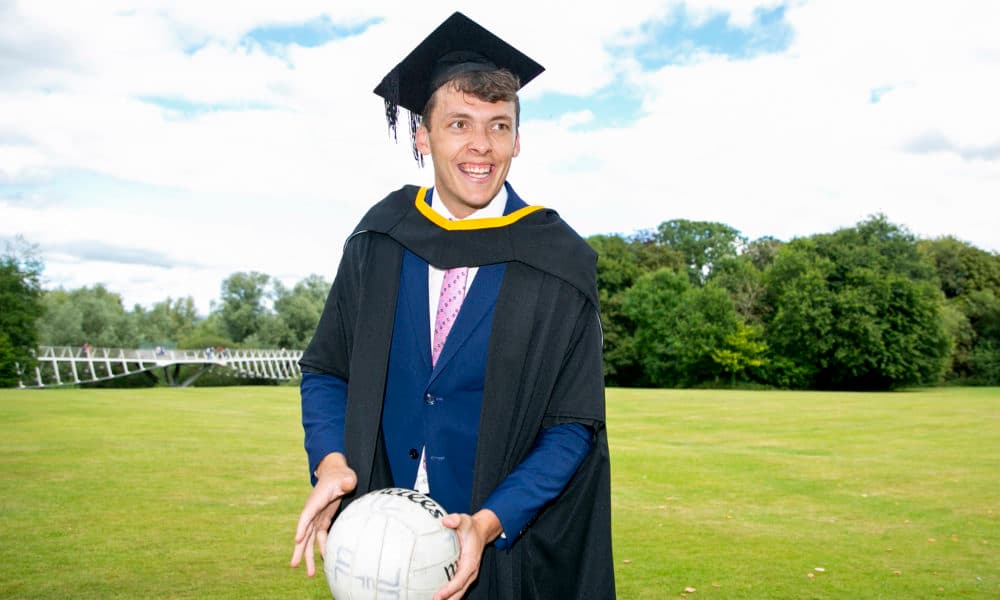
[426,184,523,380]
[400,249,432,373]
[429,263,505,381]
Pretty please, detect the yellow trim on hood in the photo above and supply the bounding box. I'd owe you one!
[414,187,544,230]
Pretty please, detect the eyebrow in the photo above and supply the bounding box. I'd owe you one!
[444,111,514,123]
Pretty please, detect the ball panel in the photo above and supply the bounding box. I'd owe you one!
[324,488,459,600]
[324,507,369,597]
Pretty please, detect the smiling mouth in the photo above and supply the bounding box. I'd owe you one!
[459,163,493,180]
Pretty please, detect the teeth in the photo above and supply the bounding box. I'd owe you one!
[462,164,490,176]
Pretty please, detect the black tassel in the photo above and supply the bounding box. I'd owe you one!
[384,99,399,141]
[383,69,400,141]
[409,111,423,167]
[381,69,423,166]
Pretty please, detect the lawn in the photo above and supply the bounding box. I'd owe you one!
[0,386,996,598]
[609,387,998,598]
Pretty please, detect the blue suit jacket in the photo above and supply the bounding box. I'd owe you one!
[301,184,592,544]
[381,247,505,514]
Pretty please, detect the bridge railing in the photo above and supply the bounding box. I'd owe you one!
[20,346,305,388]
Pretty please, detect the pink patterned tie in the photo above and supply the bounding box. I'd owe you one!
[431,266,468,366]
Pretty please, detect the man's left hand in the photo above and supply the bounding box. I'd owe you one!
[433,509,503,600]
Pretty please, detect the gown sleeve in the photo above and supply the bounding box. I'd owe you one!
[481,292,605,548]
[299,233,370,484]
[480,422,593,548]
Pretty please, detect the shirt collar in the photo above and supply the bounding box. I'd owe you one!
[429,185,508,221]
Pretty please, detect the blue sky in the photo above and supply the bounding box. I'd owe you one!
[2,1,998,315]
[629,4,793,67]
[242,15,383,50]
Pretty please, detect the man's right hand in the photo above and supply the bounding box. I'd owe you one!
[290,452,357,577]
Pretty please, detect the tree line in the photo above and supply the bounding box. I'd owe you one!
[0,237,329,387]
[34,271,330,354]
[2,214,999,389]
[591,215,999,389]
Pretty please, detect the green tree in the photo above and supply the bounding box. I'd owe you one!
[939,302,975,380]
[744,236,784,271]
[763,216,950,389]
[959,290,1000,384]
[919,237,1000,383]
[38,285,139,348]
[712,323,769,385]
[245,312,293,349]
[709,237,787,325]
[217,271,271,344]
[133,296,199,348]
[272,275,329,348]
[587,234,683,386]
[919,236,1000,299]
[178,313,234,350]
[0,333,20,387]
[710,255,768,324]
[623,269,740,387]
[0,236,44,386]
[655,219,747,285]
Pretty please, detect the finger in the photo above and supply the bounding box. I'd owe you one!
[434,579,462,600]
[296,486,337,543]
[449,561,481,599]
[290,537,305,568]
[294,493,327,542]
[444,581,474,600]
[294,509,315,544]
[434,546,478,599]
[435,575,474,600]
[305,529,317,577]
[318,526,328,561]
[291,518,313,568]
[317,501,339,560]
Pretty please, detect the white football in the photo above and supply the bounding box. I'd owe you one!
[324,487,460,600]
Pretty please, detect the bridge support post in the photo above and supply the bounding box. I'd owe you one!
[180,365,210,388]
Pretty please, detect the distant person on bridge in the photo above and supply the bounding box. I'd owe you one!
[290,12,614,599]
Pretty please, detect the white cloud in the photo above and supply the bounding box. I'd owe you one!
[2,0,998,319]
[520,0,1000,249]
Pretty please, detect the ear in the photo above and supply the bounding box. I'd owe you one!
[415,124,431,156]
[512,131,521,158]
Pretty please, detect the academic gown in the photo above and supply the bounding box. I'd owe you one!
[300,183,615,599]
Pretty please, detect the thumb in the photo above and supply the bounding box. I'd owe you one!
[339,472,357,494]
[441,513,462,529]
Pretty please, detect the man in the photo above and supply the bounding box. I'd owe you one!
[290,12,614,599]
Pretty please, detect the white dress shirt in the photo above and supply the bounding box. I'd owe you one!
[426,186,508,341]
[415,185,508,495]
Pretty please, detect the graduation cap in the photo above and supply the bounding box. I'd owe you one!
[373,11,544,163]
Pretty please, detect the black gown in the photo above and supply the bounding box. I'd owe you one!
[300,185,615,599]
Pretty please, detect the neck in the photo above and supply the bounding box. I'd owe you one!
[434,185,508,220]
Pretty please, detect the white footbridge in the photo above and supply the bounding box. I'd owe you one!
[19,346,304,388]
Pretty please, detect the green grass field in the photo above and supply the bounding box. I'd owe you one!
[1,387,996,599]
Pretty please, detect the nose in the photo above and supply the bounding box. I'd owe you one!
[467,125,492,154]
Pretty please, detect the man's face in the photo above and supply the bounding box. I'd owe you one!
[415,85,520,218]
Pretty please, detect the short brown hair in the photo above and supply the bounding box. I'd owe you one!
[421,69,521,129]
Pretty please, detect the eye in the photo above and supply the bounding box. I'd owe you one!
[492,122,511,132]
[449,120,468,129]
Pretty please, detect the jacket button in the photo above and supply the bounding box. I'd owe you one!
[409,448,419,459]
[424,393,438,405]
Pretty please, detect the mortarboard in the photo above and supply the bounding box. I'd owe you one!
[373,11,544,163]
